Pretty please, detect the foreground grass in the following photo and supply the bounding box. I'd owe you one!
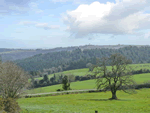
[18,88,150,113]
[26,73,150,94]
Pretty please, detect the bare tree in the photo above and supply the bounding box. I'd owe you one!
[86,63,93,71]
[65,74,75,82]
[93,53,136,100]
[0,61,30,99]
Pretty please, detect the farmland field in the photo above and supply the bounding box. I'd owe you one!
[18,88,150,113]
[31,63,150,81]
[22,63,150,113]
[26,73,150,94]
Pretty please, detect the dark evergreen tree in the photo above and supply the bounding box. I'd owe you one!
[62,75,71,90]
[43,74,49,82]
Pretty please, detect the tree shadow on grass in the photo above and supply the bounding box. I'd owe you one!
[78,99,134,101]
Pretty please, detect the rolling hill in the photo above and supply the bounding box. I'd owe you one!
[14,45,150,72]
[0,44,144,62]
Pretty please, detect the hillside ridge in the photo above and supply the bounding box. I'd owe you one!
[0,44,149,61]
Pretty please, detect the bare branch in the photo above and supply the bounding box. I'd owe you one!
[94,53,135,99]
[0,61,30,99]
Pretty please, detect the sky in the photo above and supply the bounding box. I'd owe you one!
[0,0,150,49]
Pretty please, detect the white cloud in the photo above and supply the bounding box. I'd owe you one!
[62,0,150,38]
[19,21,60,30]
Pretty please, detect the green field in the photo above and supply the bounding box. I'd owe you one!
[26,73,150,94]
[20,64,150,113]
[33,68,92,81]
[18,88,150,113]
[32,63,150,81]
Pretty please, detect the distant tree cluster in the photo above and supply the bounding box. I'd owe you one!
[30,74,68,88]
[30,73,97,89]
[130,69,150,74]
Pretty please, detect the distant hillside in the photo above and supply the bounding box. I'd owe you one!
[0,44,145,62]
[14,45,150,72]
[0,47,76,61]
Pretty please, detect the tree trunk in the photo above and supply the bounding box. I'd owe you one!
[110,91,118,100]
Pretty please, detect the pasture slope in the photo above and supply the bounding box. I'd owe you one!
[18,89,150,113]
[33,63,150,81]
[19,63,150,113]
[26,73,150,94]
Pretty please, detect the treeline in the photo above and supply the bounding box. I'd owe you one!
[30,68,150,89]
[14,46,150,73]
[30,73,96,89]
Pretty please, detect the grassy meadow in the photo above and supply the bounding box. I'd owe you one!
[31,63,150,81]
[33,68,92,81]
[26,73,150,94]
[21,63,150,113]
[18,88,150,113]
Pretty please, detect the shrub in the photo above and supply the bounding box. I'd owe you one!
[75,76,80,81]
[56,89,64,91]
[135,82,150,89]
[0,97,21,113]
[43,74,49,82]
[43,81,47,86]
[0,61,29,99]
[39,79,44,85]
[88,90,95,93]
[0,98,5,113]
[80,76,89,81]
[33,79,39,87]
[50,77,55,83]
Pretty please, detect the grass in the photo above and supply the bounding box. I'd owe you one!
[19,64,150,113]
[26,73,150,94]
[31,68,92,81]
[18,88,150,113]
[31,63,150,81]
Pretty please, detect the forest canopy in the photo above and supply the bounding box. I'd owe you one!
[14,46,150,72]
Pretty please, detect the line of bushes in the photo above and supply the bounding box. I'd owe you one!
[24,82,150,98]
[29,68,150,89]
[129,68,150,75]
[29,73,96,89]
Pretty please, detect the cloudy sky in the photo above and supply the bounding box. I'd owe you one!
[0,0,150,49]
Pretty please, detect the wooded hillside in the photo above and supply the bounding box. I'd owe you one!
[14,46,150,72]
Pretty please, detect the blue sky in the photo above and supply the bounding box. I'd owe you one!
[0,0,150,49]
